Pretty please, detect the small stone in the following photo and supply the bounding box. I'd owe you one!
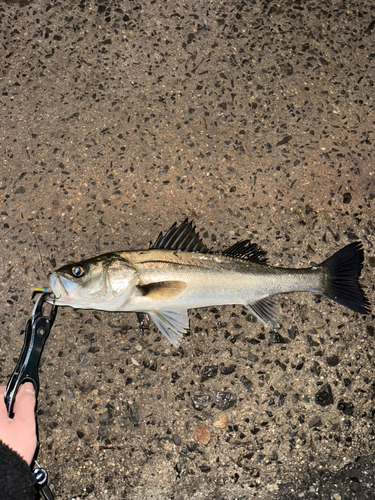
[292,394,300,404]
[127,403,139,423]
[173,434,181,445]
[88,346,100,354]
[310,361,321,376]
[343,419,351,429]
[275,360,286,371]
[346,229,357,241]
[306,335,319,347]
[326,355,340,366]
[343,192,352,204]
[219,364,236,375]
[295,361,304,370]
[193,423,210,445]
[191,394,211,411]
[245,338,260,345]
[240,375,253,391]
[280,62,293,76]
[276,135,292,147]
[99,410,109,423]
[213,413,228,429]
[337,400,354,416]
[79,356,91,367]
[269,332,289,344]
[187,442,197,452]
[315,383,334,407]
[248,352,259,362]
[366,325,374,336]
[288,325,299,339]
[200,365,218,382]
[278,393,287,407]
[66,388,75,398]
[309,416,322,428]
[199,464,211,472]
[215,391,237,410]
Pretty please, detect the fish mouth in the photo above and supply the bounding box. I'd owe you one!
[46,272,71,303]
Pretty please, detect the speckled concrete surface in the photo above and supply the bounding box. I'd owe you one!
[0,1,374,499]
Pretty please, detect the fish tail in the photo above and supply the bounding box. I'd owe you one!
[318,241,370,314]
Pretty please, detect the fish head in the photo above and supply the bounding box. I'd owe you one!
[48,253,138,310]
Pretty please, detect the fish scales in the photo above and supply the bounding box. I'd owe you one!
[120,249,324,310]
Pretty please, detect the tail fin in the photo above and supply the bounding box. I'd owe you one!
[318,241,370,314]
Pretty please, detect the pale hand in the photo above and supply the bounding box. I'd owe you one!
[0,382,38,465]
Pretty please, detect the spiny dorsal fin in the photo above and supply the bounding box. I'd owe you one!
[222,240,268,264]
[149,219,209,253]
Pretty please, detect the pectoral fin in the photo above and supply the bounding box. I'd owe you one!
[147,308,190,347]
[137,281,187,300]
[246,297,280,329]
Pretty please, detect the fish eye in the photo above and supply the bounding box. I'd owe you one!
[71,266,85,278]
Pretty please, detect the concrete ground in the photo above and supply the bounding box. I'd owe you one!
[0,0,374,498]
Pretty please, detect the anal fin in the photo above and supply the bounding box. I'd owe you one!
[246,297,279,328]
[147,309,190,347]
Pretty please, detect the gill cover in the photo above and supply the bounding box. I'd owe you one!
[48,253,139,310]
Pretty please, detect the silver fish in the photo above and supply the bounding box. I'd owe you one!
[44,220,370,347]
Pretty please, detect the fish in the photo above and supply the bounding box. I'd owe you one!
[43,219,370,347]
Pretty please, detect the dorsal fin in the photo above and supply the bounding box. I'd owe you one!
[222,240,268,264]
[149,219,209,253]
